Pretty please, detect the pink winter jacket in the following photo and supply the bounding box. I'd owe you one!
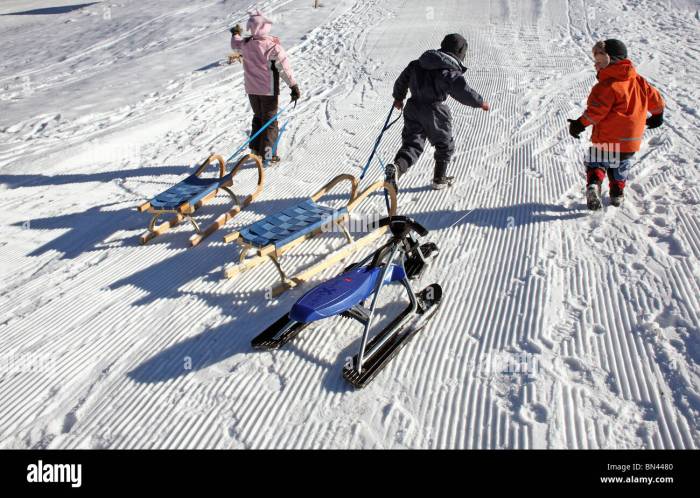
[231,11,296,96]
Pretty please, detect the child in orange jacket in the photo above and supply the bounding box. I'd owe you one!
[568,39,665,210]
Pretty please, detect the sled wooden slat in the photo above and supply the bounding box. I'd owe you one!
[271,224,389,297]
[222,176,397,295]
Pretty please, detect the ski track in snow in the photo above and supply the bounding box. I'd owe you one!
[0,0,698,448]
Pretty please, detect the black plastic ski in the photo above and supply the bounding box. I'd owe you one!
[251,314,309,350]
[405,242,438,280]
[343,284,443,388]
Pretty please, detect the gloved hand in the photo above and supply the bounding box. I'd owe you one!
[230,24,242,36]
[568,118,585,139]
[290,85,301,102]
[646,112,664,129]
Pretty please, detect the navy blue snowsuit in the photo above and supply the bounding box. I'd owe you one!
[392,49,484,176]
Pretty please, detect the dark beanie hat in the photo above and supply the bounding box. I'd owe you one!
[440,33,468,62]
[602,39,628,60]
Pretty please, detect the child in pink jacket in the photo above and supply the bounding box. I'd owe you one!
[231,10,300,163]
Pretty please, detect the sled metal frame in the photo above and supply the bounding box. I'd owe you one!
[339,219,441,387]
[354,245,415,370]
[306,225,422,372]
[137,153,264,246]
[223,174,397,297]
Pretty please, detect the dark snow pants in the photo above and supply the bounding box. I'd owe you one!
[393,100,455,176]
[248,94,279,159]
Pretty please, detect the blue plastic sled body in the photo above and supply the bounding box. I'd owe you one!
[289,265,406,323]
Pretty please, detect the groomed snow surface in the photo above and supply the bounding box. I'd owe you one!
[0,0,698,449]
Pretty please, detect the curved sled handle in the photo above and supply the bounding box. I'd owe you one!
[378,216,428,238]
[193,154,227,178]
[228,153,264,191]
[311,174,359,203]
[226,153,265,210]
[346,180,397,216]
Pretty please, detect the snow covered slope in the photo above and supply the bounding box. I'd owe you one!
[0,0,698,448]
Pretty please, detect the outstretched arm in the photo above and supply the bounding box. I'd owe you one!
[231,35,245,51]
[449,75,485,108]
[230,25,244,51]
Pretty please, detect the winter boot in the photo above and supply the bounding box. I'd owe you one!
[385,163,400,194]
[432,161,454,190]
[265,155,281,166]
[609,179,625,207]
[610,194,624,207]
[431,176,455,190]
[586,183,602,211]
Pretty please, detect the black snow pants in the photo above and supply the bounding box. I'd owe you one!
[248,94,279,159]
[393,99,455,177]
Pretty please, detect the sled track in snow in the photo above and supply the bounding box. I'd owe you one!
[0,0,698,448]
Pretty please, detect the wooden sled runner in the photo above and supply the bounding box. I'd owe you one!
[137,154,264,246]
[223,174,397,297]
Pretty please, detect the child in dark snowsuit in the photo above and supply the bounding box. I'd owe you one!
[386,33,489,191]
[568,39,665,209]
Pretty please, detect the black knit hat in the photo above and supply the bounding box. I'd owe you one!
[601,39,628,60]
[440,33,468,62]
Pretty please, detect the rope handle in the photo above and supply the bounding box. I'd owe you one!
[359,104,402,180]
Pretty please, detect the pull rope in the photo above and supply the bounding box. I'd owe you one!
[226,105,290,164]
[358,103,402,214]
[359,104,403,180]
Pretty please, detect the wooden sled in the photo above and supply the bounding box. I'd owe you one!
[137,153,264,246]
[223,174,397,296]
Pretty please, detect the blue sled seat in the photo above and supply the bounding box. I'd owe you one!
[150,174,230,211]
[289,264,406,323]
[240,199,348,249]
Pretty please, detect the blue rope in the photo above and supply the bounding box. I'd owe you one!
[227,105,289,164]
[358,103,402,214]
[269,119,289,161]
[359,104,402,180]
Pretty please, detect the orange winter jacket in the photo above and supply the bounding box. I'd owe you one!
[579,60,665,153]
